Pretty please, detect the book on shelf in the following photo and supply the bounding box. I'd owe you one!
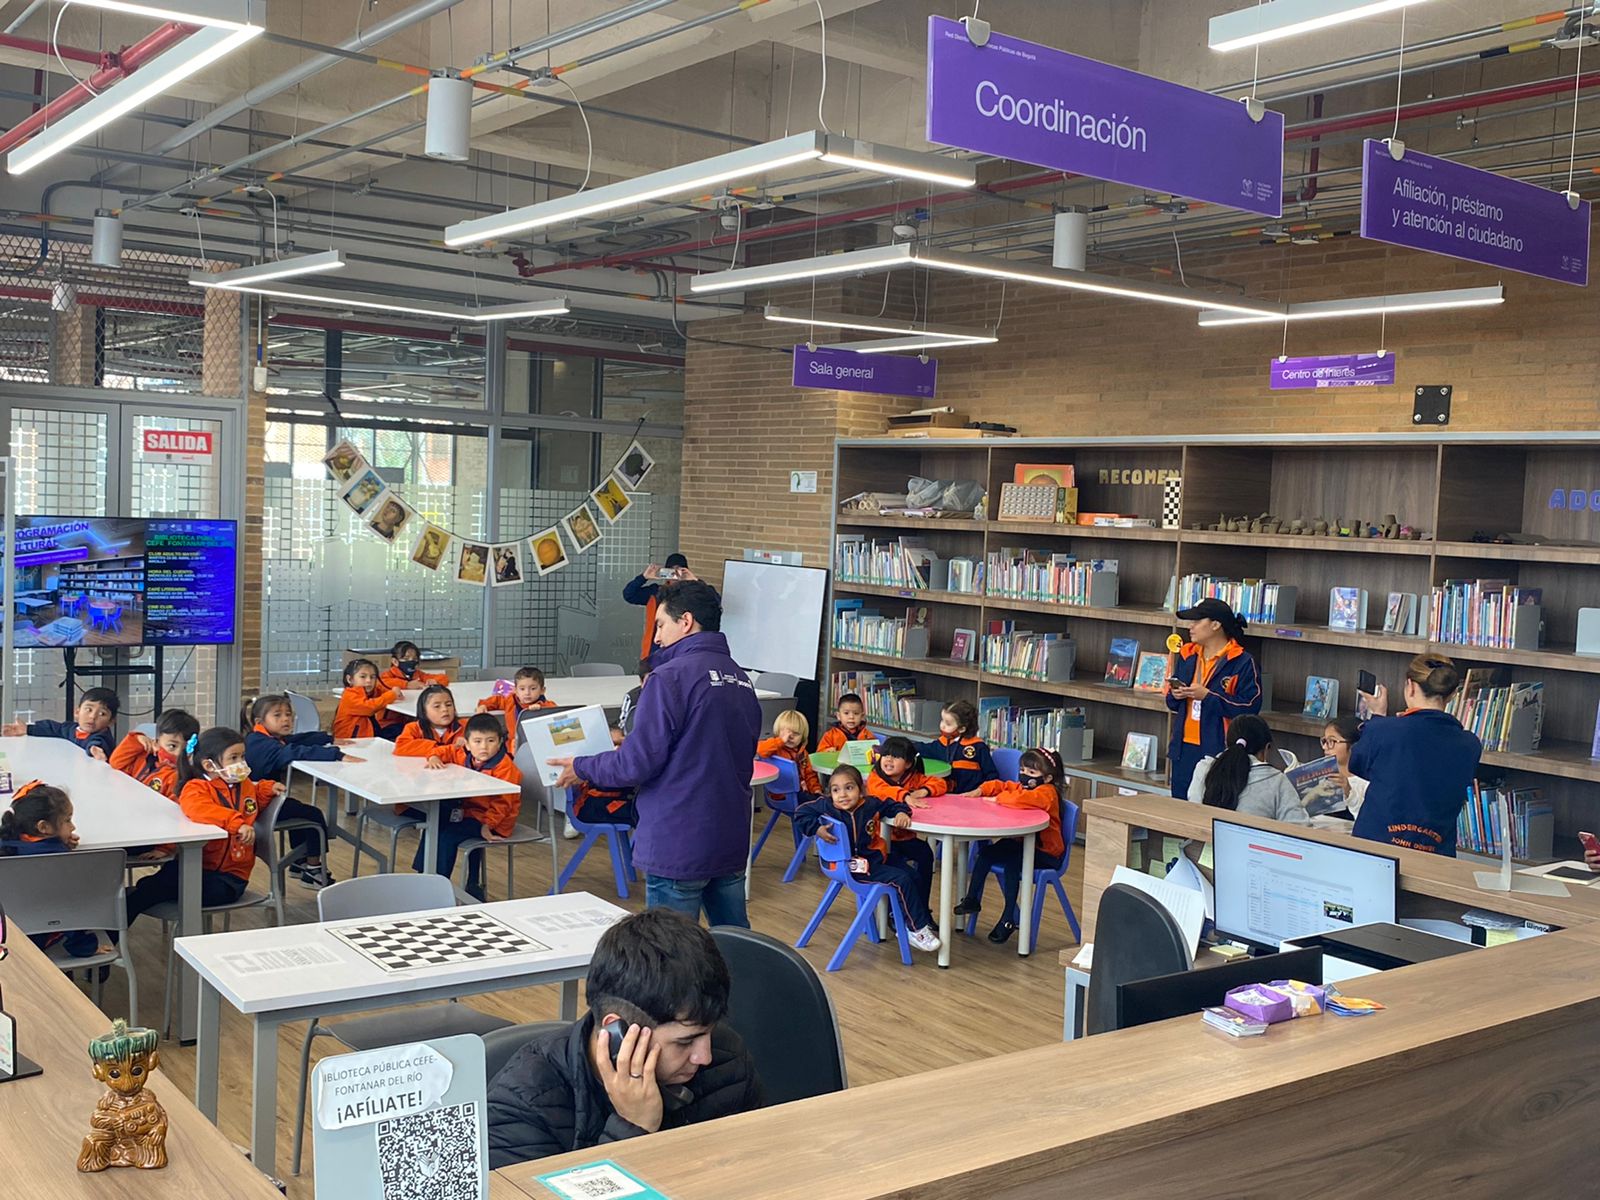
[1131,651,1170,692]
[906,603,931,630]
[833,605,929,659]
[1458,782,1553,860]
[1592,699,1600,760]
[950,627,977,662]
[1448,673,1544,753]
[978,695,1011,731]
[1012,463,1075,488]
[982,703,1086,756]
[981,621,1076,682]
[1285,755,1347,816]
[1302,676,1339,719]
[832,535,949,590]
[1121,731,1159,773]
[946,557,983,594]
[1176,574,1297,624]
[1578,607,1600,657]
[828,670,938,736]
[985,547,1119,607]
[1328,587,1367,633]
[1381,591,1425,636]
[1429,579,1541,649]
[1104,638,1139,688]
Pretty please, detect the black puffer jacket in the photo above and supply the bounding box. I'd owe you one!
[486,1014,764,1169]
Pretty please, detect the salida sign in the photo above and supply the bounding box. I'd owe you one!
[142,429,214,463]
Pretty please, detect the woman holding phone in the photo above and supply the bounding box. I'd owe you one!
[1165,598,1263,800]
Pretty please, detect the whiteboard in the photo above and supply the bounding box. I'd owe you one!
[719,560,828,679]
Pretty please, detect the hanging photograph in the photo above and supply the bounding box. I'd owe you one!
[340,467,386,515]
[613,440,655,490]
[491,542,525,587]
[410,522,452,571]
[591,474,633,524]
[561,503,603,554]
[365,493,414,544]
[528,527,570,576]
[322,440,367,483]
[456,540,490,586]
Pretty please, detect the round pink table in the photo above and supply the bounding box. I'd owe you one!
[911,792,1049,967]
[750,760,778,787]
[744,759,780,900]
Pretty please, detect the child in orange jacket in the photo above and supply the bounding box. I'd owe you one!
[572,725,637,827]
[379,639,449,692]
[815,693,874,754]
[395,685,467,758]
[109,708,200,862]
[756,709,822,804]
[420,712,522,900]
[334,658,402,741]
[865,735,946,929]
[476,666,557,741]
[125,727,276,924]
[953,748,1068,945]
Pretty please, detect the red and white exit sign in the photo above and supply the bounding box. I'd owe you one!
[142,429,213,463]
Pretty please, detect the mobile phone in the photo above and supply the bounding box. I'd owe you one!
[657,567,679,581]
[1356,670,1377,720]
[602,1018,625,1065]
[1579,831,1600,861]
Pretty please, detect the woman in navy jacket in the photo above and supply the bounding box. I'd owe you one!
[1166,598,1263,799]
[1351,654,1481,855]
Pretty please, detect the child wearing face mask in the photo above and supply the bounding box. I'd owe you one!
[953,748,1067,945]
[125,726,276,925]
[380,640,449,692]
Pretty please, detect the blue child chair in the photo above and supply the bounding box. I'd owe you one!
[992,747,1023,782]
[749,756,815,882]
[963,797,1083,947]
[795,816,913,972]
[553,786,637,899]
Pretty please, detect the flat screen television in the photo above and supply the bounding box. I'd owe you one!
[11,515,238,647]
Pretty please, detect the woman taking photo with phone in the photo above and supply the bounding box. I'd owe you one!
[1165,598,1263,800]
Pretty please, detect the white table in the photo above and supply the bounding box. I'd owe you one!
[283,737,522,877]
[177,892,625,1178]
[385,675,780,719]
[0,736,225,1041]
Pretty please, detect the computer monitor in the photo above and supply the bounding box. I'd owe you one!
[1115,946,1325,1032]
[1212,818,1398,952]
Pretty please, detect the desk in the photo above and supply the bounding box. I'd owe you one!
[493,928,1600,1199]
[387,675,780,719]
[809,751,952,778]
[1059,945,1237,1041]
[13,595,48,614]
[283,736,521,876]
[177,891,626,1179]
[0,932,282,1200]
[0,736,224,1043]
[1078,792,1600,942]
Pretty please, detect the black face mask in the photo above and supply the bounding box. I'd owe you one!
[398,661,418,679]
[1020,775,1044,790]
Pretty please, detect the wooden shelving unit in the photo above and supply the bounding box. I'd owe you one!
[828,434,1600,841]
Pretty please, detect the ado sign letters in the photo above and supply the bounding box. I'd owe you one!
[142,429,214,464]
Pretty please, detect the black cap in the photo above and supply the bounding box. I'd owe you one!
[1175,597,1247,638]
[665,553,688,569]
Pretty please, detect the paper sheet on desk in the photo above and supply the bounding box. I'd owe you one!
[1111,865,1205,958]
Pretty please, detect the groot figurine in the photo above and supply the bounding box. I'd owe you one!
[77,1019,168,1172]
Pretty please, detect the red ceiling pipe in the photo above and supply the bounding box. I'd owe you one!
[0,21,196,156]
[0,32,106,65]
[1286,70,1600,141]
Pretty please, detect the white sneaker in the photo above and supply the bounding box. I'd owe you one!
[909,926,941,952]
[562,818,581,840]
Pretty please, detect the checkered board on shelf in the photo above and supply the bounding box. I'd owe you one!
[329,909,551,973]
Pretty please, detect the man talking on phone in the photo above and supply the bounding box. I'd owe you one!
[486,910,763,1167]
[622,553,695,660]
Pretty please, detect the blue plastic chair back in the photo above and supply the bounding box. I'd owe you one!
[759,754,801,798]
[993,748,1023,782]
[813,816,854,875]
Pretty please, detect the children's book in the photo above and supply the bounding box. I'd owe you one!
[839,739,875,769]
[950,628,976,662]
[905,604,931,630]
[1592,699,1600,761]
[1120,731,1158,773]
[1105,638,1140,688]
[1302,676,1339,720]
[1382,591,1403,634]
[1328,587,1367,632]
[1131,651,1170,692]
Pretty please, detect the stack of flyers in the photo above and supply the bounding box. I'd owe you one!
[1201,1006,1268,1037]
[1325,986,1386,1017]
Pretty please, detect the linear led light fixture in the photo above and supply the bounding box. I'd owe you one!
[443,131,974,246]
[823,333,998,354]
[1196,284,1504,326]
[694,243,1283,319]
[763,304,994,347]
[186,278,570,323]
[189,250,346,288]
[8,11,264,175]
[1209,0,1433,53]
[58,0,267,29]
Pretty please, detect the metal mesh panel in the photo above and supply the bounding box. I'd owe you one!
[0,232,242,396]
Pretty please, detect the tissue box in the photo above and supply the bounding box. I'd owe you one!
[1224,984,1295,1024]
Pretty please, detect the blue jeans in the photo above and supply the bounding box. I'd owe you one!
[645,873,749,928]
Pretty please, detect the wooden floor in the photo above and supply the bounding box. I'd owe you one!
[88,801,1085,1194]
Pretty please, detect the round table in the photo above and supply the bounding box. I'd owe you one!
[750,760,779,787]
[910,792,1049,968]
[809,751,952,779]
[744,759,780,900]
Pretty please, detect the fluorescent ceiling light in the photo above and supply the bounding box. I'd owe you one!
[823,333,997,354]
[444,131,972,246]
[61,0,265,30]
[695,243,1282,319]
[187,278,569,323]
[1196,284,1504,326]
[190,250,346,288]
[8,16,264,175]
[1209,0,1432,53]
[764,303,991,343]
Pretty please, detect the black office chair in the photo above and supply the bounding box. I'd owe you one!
[710,926,847,1105]
[482,1020,570,1086]
[1083,883,1192,1037]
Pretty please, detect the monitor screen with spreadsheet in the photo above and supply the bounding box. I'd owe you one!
[1212,818,1398,952]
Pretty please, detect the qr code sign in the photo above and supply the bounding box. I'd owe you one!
[376,1101,482,1200]
[539,1162,650,1199]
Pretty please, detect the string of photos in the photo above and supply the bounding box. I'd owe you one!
[320,436,656,588]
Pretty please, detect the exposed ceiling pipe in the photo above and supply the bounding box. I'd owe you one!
[0,32,103,64]
[1286,71,1600,141]
[1,0,48,36]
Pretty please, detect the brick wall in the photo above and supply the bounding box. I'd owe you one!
[239,388,266,703]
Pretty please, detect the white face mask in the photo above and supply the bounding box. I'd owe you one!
[213,760,251,784]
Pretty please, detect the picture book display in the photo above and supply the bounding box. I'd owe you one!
[330,910,550,973]
[950,627,977,662]
[1328,587,1368,632]
[1105,638,1140,687]
[1131,651,1170,692]
[1121,731,1159,773]
[522,705,615,786]
[1302,676,1339,720]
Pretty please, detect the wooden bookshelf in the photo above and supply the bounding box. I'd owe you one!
[829,434,1600,846]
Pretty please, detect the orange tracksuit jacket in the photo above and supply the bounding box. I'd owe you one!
[478,693,556,740]
[109,733,180,798]
[975,780,1065,858]
[334,685,401,740]
[756,735,821,801]
[433,744,522,837]
[379,664,449,691]
[178,776,274,881]
[395,718,466,758]
[816,723,875,754]
[866,766,947,841]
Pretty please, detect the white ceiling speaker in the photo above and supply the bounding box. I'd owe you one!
[1052,210,1087,272]
[91,210,123,268]
[425,73,473,162]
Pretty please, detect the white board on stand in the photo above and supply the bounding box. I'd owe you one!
[720,559,827,680]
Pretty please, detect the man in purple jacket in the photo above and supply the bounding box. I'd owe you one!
[550,580,762,927]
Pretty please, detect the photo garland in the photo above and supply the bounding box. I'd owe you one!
[323,438,656,588]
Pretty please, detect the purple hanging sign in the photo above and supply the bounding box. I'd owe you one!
[1270,353,1396,390]
[925,15,1283,217]
[792,346,937,398]
[1359,139,1589,285]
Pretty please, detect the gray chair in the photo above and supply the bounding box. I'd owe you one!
[290,874,514,1174]
[350,803,425,876]
[285,690,324,735]
[1083,882,1192,1037]
[570,662,626,677]
[455,822,545,900]
[753,671,799,730]
[0,848,138,1025]
[709,926,846,1105]
[482,1019,569,1086]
